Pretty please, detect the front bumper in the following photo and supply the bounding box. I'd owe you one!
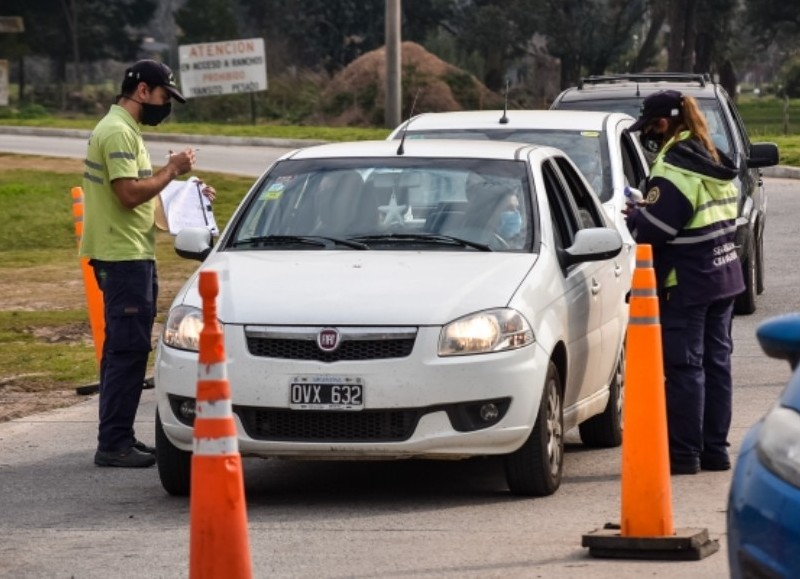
[154,324,549,459]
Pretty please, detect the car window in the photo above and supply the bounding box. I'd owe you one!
[696,100,733,157]
[553,157,606,229]
[554,99,642,118]
[619,129,648,189]
[229,158,534,252]
[541,160,577,248]
[407,128,611,202]
[554,95,733,157]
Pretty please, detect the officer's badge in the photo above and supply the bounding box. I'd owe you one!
[646,186,660,204]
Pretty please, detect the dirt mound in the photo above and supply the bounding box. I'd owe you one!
[315,41,503,127]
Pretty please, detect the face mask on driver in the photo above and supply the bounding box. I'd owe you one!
[139,101,172,126]
[498,210,522,238]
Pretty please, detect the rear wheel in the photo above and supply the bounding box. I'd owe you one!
[579,345,624,448]
[756,226,765,295]
[734,233,757,315]
[504,361,564,496]
[156,409,192,496]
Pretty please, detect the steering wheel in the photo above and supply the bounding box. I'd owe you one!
[492,233,511,249]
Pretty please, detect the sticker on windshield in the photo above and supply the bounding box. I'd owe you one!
[262,180,289,200]
[580,131,600,138]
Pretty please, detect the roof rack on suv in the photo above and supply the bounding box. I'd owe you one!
[578,73,711,89]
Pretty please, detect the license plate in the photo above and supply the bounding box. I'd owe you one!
[289,376,364,410]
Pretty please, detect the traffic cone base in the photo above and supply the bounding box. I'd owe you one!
[582,526,720,561]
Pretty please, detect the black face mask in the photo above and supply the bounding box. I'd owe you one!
[639,130,665,155]
[138,101,172,126]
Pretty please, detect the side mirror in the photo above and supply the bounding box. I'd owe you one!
[756,314,800,370]
[175,227,214,261]
[747,142,780,169]
[563,227,623,267]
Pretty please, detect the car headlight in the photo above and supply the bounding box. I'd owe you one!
[438,308,534,356]
[757,405,800,488]
[162,305,204,352]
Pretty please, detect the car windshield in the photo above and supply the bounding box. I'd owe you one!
[555,98,732,157]
[228,157,533,252]
[406,129,610,201]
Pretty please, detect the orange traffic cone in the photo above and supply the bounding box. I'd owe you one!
[582,244,719,560]
[189,270,253,579]
[71,186,105,373]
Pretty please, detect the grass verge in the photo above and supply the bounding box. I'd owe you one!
[0,154,254,419]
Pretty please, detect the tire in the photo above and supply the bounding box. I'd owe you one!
[156,409,192,496]
[504,361,564,496]
[578,344,624,448]
[734,233,757,315]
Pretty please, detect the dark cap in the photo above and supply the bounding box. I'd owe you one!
[629,89,683,132]
[121,59,186,103]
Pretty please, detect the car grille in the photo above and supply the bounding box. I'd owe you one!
[244,326,417,362]
[236,407,421,442]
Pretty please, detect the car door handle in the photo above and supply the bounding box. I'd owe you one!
[614,263,623,277]
[591,278,601,295]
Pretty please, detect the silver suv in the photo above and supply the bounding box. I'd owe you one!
[552,73,780,314]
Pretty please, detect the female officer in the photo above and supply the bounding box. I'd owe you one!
[625,89,744,475]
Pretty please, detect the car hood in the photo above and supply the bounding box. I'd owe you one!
[178,251,537,326]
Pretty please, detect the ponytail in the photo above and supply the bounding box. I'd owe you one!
[673,96,720,163]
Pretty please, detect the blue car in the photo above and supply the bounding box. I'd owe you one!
[728,314,800,578]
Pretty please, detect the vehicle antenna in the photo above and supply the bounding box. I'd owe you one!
[499,79,510,124]
[396,89,421,156]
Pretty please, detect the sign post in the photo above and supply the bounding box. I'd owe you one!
[0,60,8,107]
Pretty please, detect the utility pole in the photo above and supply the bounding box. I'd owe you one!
[385,0,401,128]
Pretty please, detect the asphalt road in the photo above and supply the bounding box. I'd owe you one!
[0,129,297,177]
[0,133,798,578]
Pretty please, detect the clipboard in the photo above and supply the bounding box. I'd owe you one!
[157,176,218,236]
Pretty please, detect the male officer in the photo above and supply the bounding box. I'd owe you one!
[81,60,214,468]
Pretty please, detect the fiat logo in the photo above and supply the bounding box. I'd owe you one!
[317,328,341,352]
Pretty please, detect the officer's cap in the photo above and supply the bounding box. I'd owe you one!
[120,59,186,103]
[629,89,683,132]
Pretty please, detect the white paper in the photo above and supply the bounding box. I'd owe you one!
[158,176,218,236]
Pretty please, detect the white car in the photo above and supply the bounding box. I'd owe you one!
[388,109,650,280]
[154,139,629,498]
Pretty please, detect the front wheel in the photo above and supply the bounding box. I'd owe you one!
[504,361,564,496]
[156,409,192,496]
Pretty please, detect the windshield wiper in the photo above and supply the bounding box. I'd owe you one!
[232,235,369,250]
[351,233,492,252]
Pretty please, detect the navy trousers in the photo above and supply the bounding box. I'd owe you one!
[660,293,735,467]
[91,260,158,452]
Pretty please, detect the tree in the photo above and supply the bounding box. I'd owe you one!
[535,0,648,88]
[3,0,156,87]
[175,0,240,44]
[238,0,386,73]
[744,0,800,49]
[449,0,539,91]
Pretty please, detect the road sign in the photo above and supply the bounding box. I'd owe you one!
[178,38,267,99]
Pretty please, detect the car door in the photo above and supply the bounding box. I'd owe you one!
[540,158,605,408]
[554,156,625,395]
[612,118,647,285]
